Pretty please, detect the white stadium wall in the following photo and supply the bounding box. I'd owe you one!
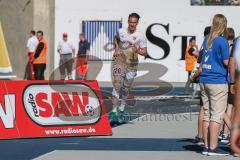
[54,0,240,85]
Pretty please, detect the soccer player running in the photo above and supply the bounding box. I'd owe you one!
[109,13,147,124]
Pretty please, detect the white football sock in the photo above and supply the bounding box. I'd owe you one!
[112,107,117,113]
[119,103,125,111]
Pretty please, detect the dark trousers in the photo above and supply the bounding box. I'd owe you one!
[34,64,46,80]
[59,54,73,80]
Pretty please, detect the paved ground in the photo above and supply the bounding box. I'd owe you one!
[33,114,238,160]
[0,86,238,160]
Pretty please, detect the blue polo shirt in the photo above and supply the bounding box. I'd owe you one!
[77,40,90,56]
[200,36,229,84]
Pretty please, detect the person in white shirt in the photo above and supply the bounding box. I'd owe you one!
[24,30,38,80]
[57,32,75,80]
[109,13,147,124]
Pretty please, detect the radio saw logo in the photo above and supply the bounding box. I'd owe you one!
[23,84,101,126]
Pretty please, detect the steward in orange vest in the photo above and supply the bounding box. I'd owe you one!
[185,38,198,72]
[32,30,48,80]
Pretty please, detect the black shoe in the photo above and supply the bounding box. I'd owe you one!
[220,134,230,144]
[207,147,230,156]
[192,136,204,146]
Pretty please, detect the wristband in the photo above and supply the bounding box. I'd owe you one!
[230,82,235,85]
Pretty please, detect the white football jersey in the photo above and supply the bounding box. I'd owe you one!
[117,28,147,49]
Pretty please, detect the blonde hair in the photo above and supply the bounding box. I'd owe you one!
[207,14,228,50]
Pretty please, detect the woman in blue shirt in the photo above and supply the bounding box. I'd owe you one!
[199,14,230,156]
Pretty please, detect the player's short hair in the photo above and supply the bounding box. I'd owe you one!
[30,30,36,35]
[189,37,196,43]
[128,12,140,21]
[204,26,211,37]
[227,27,235,40]
[37,30,43,36]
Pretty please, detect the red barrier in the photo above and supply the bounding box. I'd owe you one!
[0,80,112,139]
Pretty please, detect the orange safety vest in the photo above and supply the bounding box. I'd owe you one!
[34,38,47,64]
[185,45,197,72]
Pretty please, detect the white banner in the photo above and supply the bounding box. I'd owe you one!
[55,0,240,83]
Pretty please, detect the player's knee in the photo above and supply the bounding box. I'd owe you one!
[112,88,120,99]
[113,81,121,91]
[122,86,130,95]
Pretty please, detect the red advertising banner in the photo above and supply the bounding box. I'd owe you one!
[0,80,112,139]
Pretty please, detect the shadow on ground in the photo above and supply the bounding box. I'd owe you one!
[0,137,224,159]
